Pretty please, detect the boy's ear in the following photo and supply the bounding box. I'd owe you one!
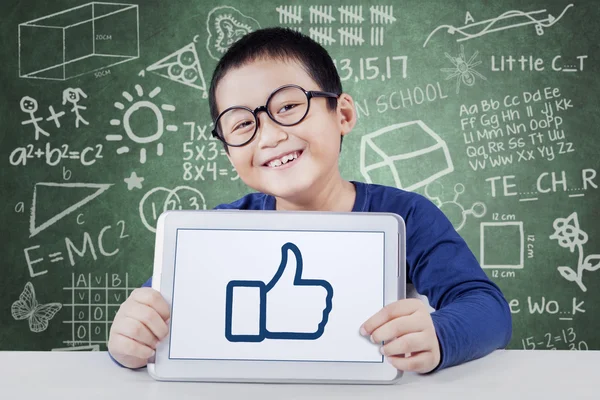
[336,93,357,137]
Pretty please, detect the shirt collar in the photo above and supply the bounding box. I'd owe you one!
[263,180,368,212]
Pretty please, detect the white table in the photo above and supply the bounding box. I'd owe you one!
[0,350,597,399]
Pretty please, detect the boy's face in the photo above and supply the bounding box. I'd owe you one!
[215,58,355,200]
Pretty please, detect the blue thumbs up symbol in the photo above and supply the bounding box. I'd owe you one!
[225,242,334,342]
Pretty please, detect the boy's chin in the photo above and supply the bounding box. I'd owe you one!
[261,178,315,202]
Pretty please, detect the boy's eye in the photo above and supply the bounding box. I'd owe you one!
[232,120,254,133]
[278,103,299,113]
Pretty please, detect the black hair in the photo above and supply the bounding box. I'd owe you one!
[208,27,344,152]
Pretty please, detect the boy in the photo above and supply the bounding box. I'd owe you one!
[107,27,512,374]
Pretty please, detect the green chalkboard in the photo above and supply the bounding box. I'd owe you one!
[1,0,598,353]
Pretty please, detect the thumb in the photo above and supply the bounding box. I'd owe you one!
[265,242,302,291]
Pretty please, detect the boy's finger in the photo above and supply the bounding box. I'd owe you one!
[130,288,171,321]
[386,351,435,374]
[126,302,169,340]
[113,316,160,349]
[360,299,423,337]
[380,332,429,357]
[111,334,155,360]
[369,313,424,344]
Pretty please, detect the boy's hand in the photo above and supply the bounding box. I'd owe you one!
[360,299,441,374]
[107,288,170,369]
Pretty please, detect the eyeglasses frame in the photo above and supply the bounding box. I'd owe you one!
[211,84,340,147]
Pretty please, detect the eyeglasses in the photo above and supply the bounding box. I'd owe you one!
[211,84,339,147]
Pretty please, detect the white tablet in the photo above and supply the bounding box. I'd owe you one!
[148,209,406,384]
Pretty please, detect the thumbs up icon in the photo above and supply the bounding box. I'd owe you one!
[225,242,334,342]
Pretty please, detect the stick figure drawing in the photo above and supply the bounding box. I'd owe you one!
[20,96,50,140]
[62,88,89,128]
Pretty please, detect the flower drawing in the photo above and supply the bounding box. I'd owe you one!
[550,212,600,292]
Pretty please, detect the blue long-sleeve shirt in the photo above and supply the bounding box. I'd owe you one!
[121,180,512,371]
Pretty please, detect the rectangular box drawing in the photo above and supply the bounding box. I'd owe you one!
[480,222,524,269]
[19,2,139,80]
[360,121,453,191]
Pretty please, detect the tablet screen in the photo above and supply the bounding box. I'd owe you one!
[169,228,386,363]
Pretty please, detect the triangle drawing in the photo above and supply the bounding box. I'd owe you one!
[146,42,208,98]
[29,183,112,237]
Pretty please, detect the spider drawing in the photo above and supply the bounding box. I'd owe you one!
[441,44,487,94]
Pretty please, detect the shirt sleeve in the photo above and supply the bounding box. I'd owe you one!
[404,194,513,371]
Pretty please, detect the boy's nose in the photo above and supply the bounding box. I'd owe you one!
[256,113,288,148]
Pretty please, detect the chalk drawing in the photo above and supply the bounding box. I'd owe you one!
[206,6,260,61]
[441,45,487,94]
[424,4,574,47]
[276,5,302,24]
[124,172,144,190]
[309,27,336,45]
[425,182,486,231]
[360,121,453,191]
[550,212,599,292]
[370,26,385,46]
[62,272,132,347]
[62,88,89,128]
[339,6,364,24]
[20,96,51,140]
[30,182,112,237]
[46,105,66,128]
[370,5,396,24]
[145,42,208,98]
[52,345,100,351]
[107,84,178,164]
[480,222,525,269]
[12,281,62,333]
[139,186,206,232]
[338,27,364,46]
[19,2,139,80]
[309,6,335,24]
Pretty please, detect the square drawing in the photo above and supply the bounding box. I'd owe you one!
[480,222,524,269]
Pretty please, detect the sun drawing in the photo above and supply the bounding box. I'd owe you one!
[106,84,178,164]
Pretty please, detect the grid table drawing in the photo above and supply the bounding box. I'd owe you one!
[63,272,133,348]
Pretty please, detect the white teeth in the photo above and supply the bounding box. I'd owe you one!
[268,151,299,168]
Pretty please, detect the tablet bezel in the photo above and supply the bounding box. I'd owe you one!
[148,210,406,384]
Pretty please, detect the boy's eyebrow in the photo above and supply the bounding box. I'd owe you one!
[222,108,250,118]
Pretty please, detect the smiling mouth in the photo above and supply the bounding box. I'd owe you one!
[263,150,303,168]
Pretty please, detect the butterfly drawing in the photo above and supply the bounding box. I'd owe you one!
[11,282,62,333]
